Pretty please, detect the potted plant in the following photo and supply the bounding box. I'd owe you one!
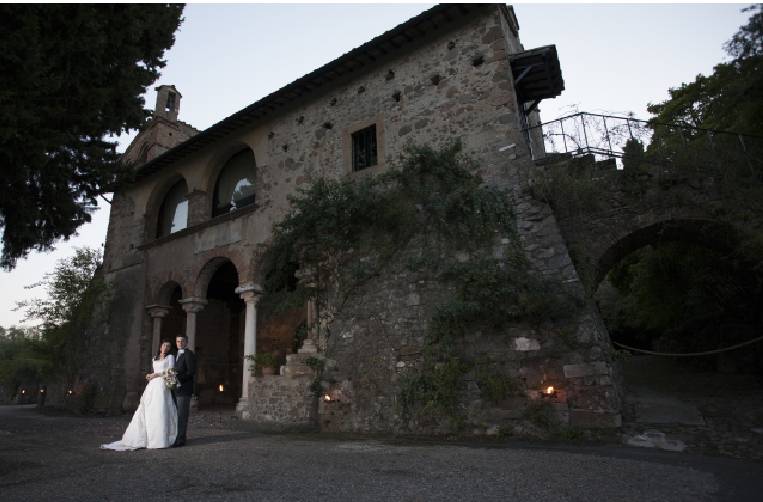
[253,352,278,376]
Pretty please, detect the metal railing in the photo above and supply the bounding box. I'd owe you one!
[524,112,763,176]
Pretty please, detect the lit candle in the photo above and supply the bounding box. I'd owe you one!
[218,384,225,392]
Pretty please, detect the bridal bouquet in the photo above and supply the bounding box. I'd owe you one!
[163,368,178,390]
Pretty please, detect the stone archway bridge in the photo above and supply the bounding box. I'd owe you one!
[525,112,763,294]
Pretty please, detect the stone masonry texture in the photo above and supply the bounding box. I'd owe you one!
[81,4,623,434]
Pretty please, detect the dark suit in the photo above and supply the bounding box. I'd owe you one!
[174,349,196,445]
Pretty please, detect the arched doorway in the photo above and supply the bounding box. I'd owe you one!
[593,220,763,431]
[159,283,186,350]
[196,260,244,408]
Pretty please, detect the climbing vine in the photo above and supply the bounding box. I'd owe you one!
[258,142,575,429]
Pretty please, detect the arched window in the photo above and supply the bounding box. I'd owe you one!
[157,179,188,237]
[212,149,256,217]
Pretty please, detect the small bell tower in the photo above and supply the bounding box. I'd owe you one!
[154,84,181,122]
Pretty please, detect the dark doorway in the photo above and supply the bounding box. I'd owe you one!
[159,284,186,352]
[196,261,245,408]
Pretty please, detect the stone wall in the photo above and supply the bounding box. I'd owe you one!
[95,4,624,430]
[99,4,533,412]
[248,374,317,431]
[318,236,620,435]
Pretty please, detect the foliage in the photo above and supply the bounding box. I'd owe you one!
[399,357,471,426]
[647,5,763,138]
[259,142,574,428]
[593,7,763,362]
[0,326,49,394]
[725,4,763,60]
[251,352,277,368]
[431,257,579,347]
[16,247,102,328]
[522,401,557,430]
[304,356,326,372]
[601,241,763,363]
[13,247,106,382]
[0,4,184,269]
[259,141,517,322]
[530,159,603,218]
[305,356,326,395]
[621,139,647,175]
[475,365,519,404]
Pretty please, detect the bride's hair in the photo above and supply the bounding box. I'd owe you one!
[153,340,174,361]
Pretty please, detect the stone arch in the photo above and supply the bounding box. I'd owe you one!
[155,279,183,305]
[144,172,189,241]
[194,255,247,299]
[192,256,246,407]
[593,218,740,291]
[204,141,256,218]
[149,280,186,355]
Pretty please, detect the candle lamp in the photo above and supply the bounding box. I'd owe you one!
[541,385,556,398]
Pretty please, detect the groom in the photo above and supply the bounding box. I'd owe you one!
[173,334,196,447]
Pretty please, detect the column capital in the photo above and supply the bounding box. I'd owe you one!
[145,304,171,318]
[235,282,263,303]
[178,297,208,313]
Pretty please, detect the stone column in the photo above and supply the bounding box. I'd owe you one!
[234,282,263,415]
[145,305,171,354]
[178,297,207,352]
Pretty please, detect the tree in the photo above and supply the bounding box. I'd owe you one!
[647,5,763,137]
[16,247,103,329]
[602,6,763,368]
[0,325,48,397]
[0,4,184,269]
[15,247,105,381]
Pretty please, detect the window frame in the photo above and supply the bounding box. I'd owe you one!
[344,117,385,176]
[211,149,257,218]
[156,179,189,238]
[351,124,378,172]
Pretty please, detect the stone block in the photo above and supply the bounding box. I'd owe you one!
[512,337,540,351]
[563,361,610,379]
[406,293,421,306]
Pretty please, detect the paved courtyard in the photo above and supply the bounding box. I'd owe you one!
[1,405,762,501]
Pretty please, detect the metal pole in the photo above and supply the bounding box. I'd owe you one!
[602,116,613,156]
[560,119,568,154]
[580,112,590,155]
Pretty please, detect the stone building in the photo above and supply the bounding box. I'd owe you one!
[99,3,621,433]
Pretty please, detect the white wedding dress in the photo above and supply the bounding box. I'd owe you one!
[101,355,178,451]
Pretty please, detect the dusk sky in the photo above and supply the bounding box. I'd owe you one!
[1,2,751,328]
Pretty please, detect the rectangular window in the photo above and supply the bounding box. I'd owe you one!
[351,124,378,171]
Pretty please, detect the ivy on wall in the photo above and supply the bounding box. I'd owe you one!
[258,142,576,429]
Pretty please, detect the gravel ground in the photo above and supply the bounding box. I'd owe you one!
[1,405,761,501]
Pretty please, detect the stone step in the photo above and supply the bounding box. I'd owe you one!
[283,364,315,378]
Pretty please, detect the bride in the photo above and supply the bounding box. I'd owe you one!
[101,341,178,451]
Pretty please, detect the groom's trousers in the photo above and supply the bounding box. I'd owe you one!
[176,395,191,443]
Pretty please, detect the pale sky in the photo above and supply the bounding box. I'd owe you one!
[0,2,751,328]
